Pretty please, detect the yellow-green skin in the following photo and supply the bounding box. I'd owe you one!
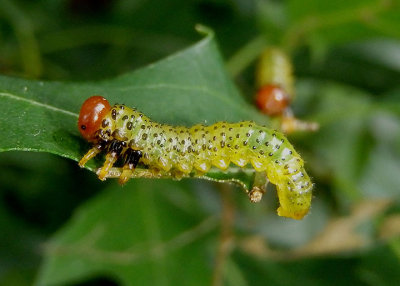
[95,104,312,219]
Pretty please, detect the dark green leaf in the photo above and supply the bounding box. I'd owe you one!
[0,33,266,186]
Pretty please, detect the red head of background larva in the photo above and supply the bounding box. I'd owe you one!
[255,84,290,116]
[78,96,111,142]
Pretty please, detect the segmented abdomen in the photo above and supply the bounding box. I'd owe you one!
[97,104,312,219]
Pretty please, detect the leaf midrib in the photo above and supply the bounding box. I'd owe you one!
[0,91,78,118]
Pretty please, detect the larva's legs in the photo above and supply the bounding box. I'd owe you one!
[98,153,118,181]
[248,171,268,203]
[119,149,143,185]
[78,142,106,167]
[97,140,123,181]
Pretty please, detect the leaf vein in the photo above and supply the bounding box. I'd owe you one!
[0,92,78,117]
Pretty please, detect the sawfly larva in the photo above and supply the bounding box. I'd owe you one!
[78,96,313,219]
[255,47,319,133]
[255,47,293,116]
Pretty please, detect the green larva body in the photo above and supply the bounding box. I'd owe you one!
[88,104,313,219]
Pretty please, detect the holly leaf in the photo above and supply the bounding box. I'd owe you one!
[0,31,266,189]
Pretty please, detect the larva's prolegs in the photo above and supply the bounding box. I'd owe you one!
[78,96,314,219]
[248,171,268,203]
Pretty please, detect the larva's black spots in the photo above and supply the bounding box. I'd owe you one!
[111,109,117,120]
[78,96,313,220]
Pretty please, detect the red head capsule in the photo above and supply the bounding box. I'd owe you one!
[78,96,111,142]
[255,84,290,116]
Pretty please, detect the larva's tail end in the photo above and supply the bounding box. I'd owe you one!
[277,206,309,220]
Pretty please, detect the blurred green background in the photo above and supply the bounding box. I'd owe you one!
[1,0,400,285]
